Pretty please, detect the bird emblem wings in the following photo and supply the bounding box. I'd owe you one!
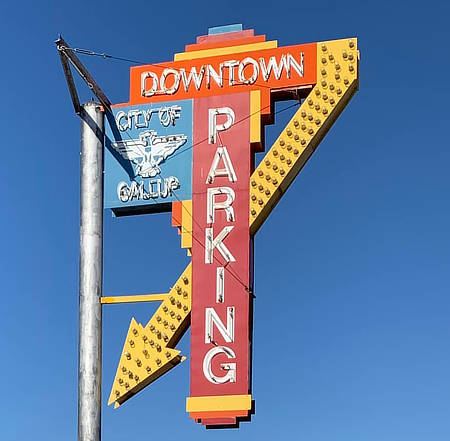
[111,130,187,178]
[151,135,188,164]
[111,138,147,165]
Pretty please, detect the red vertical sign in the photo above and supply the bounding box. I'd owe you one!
[189,92,253,427]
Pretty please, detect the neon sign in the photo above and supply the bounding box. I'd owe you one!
[105,24,359,429]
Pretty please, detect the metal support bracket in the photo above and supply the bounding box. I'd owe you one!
[55,35,112,115]
[101,294,169,304]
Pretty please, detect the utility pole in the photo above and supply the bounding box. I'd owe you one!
[78,101,104,441]
[56,36,111,440]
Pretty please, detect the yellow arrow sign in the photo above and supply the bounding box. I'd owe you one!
[249,38,359,234]
[108,263,191,408]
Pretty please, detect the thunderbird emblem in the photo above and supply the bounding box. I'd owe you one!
[112,130,187,178]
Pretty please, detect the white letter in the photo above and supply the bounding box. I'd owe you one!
[117,182,130,202]
[286,52,304,78]
[205,226,235,264]
[238,57,259,85]
[160,68,180,95]
[208,107,235,144]
[259,55,288,81]
[205,307,235,343]
[207,187,235,223]
[141,71,159,97]
[203,346,236,384]
[206,147,237,183]
[206,64,223,89]
[180,66,205,91]
[222,60,239,85]
[128,110,140,129]
[216,267,225,303]
[116,111,130,131]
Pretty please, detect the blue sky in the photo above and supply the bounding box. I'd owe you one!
[0,1,449,440]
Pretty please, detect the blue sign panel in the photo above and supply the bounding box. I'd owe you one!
[104,100,193,215]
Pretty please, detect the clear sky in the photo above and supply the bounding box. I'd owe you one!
[0,1,449,440]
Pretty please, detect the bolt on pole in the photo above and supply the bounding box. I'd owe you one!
[79,101,104,441]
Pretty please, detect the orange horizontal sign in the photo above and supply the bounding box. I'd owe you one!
[127,43,317,108]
